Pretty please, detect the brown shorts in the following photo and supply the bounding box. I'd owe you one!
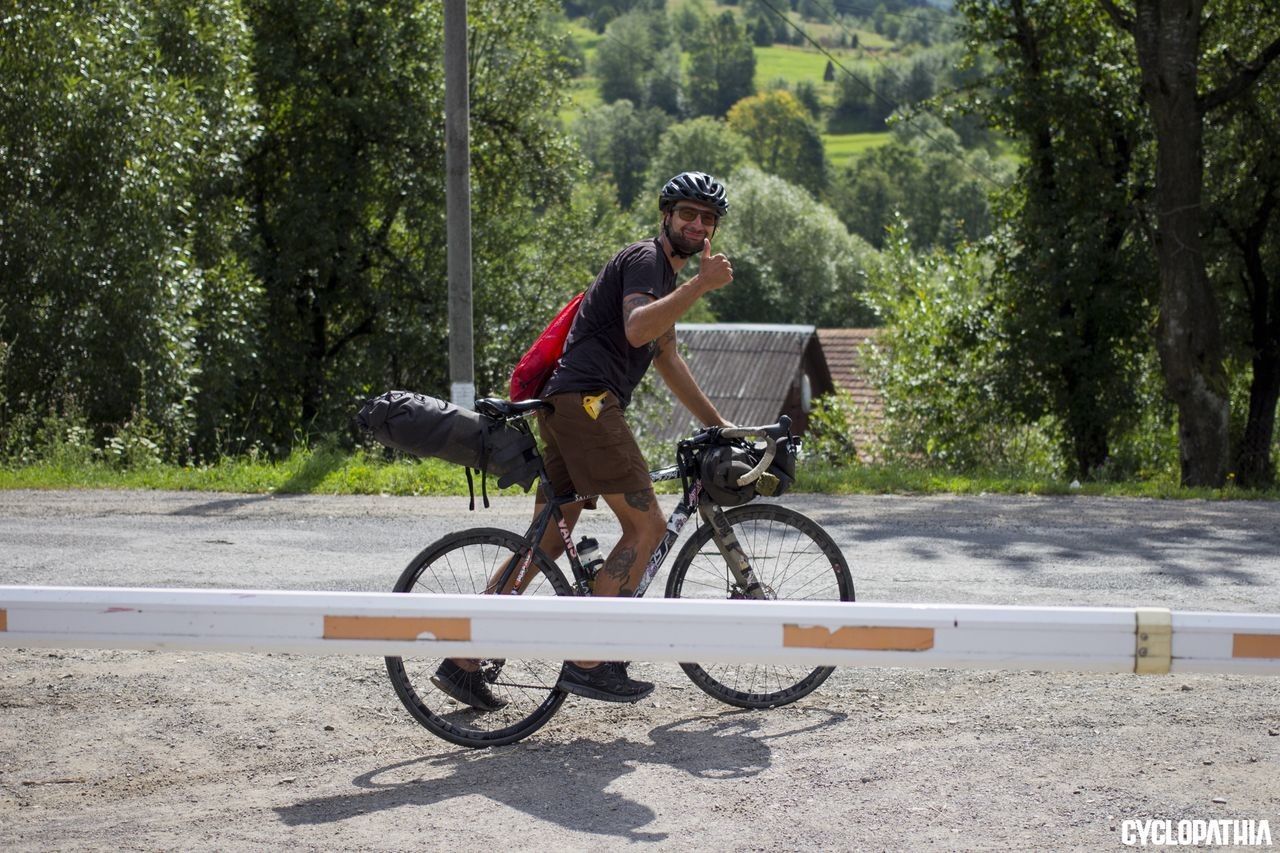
[538,391,652,500]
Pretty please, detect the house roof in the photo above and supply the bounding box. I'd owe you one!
[644,324,828,443]
[817,328,882,417]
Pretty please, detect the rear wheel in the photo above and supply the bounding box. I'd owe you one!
[384,528,571,748]
[665,504,854,708]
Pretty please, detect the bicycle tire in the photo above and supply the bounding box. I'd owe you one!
[384,528,572,748]
[664,503,855,709]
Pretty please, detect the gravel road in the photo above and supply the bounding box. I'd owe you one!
[1,489,1277,850]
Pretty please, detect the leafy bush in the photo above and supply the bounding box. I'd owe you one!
[862,227,1063,476]
[804,390,864,465]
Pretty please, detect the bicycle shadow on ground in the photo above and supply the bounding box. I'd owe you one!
[274,708,847,841]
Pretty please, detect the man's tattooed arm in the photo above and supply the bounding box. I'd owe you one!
[622,292,654,325]
[653,327,677,359]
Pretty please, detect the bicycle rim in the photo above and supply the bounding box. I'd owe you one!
[384,528,571,748]
[665,504,854,709]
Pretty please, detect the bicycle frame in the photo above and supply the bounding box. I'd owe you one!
[495,441,767,601]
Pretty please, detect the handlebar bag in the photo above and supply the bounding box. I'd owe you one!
[356,391,539,490]
[766,436,797,496]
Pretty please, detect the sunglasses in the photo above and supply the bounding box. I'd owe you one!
[672,206,720,228]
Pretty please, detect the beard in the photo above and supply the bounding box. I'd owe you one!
[664,218,703,258]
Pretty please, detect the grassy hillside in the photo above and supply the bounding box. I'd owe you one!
[823,131,894,170]
[561,24,897,167]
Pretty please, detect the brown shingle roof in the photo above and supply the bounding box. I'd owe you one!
[817,328,884,460]
[817,328,882,416]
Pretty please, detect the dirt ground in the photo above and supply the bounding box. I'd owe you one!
[1,490,1278,850]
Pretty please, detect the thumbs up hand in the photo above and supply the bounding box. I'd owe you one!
[697,239,733,293]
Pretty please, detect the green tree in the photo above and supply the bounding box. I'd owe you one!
[744,0,791,46]
[564,0,664,33]
[860,229,1061,472]
[1201,13,1280,487]
[727,90,829,195]
[152,2,263,458]
[594,10,682,114]
[958,0,1157,479]
[831,60,901,132]
[830,120,1003,250]
[573,100,667,209]
[686,11,757,117]
[0,0,251,456]
[244,0,442,447]
[1099,0,1280,486]
[831,50,950,134]
[707,168,878,327]
[644,117,750,194]
[243,0,582,449]
[798,0,834,23]
[0,0,622,461]
[670,0,708,50]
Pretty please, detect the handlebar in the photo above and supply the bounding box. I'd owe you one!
[719,414,791,442]
[686,415,791,488]
[690,414,791,444]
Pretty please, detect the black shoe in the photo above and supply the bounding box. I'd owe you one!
[431,659,508,712]
[557,662,654,703]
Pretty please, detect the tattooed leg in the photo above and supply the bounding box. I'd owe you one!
[572,491,662,667]
[624,489,654,512]
[592,489,664,598]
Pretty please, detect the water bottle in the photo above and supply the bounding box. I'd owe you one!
[576,536,604,588]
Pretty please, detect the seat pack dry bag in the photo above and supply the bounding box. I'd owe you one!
[508,292,584,402]
[356,391,539,491]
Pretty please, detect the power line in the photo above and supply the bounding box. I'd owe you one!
[803,0,951,29]
[573,22,685,114]
[807,0,933,89]
[752,0,1003,187]
[575,4,1002,188]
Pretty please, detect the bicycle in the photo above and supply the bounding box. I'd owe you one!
[384,397,855,748]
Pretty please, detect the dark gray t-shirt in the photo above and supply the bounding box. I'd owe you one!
[543,237,676,409]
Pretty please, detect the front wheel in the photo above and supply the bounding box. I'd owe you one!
[384,528,572,748]
[665,504,854,709]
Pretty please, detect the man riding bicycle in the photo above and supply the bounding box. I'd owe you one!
[432,171,736,709]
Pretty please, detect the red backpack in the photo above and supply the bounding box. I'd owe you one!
[509,292,584,401]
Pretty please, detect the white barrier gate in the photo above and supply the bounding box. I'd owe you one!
[2,586,1278,675]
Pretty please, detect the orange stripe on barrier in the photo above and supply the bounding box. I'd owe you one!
[0,608,6,632]
[323,615,470,642]
[1233,633,1280,660]
[784,624,935,652]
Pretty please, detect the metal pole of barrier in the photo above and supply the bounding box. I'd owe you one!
[1,586,1278,675]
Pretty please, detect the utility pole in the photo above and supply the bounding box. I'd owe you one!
[444,0,474,410]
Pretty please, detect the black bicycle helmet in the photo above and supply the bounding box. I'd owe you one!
[660,171,729,218]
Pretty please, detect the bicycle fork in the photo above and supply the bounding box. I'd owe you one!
[699,498,770,600]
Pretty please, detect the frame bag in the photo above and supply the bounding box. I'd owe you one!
[509,292,584,401]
